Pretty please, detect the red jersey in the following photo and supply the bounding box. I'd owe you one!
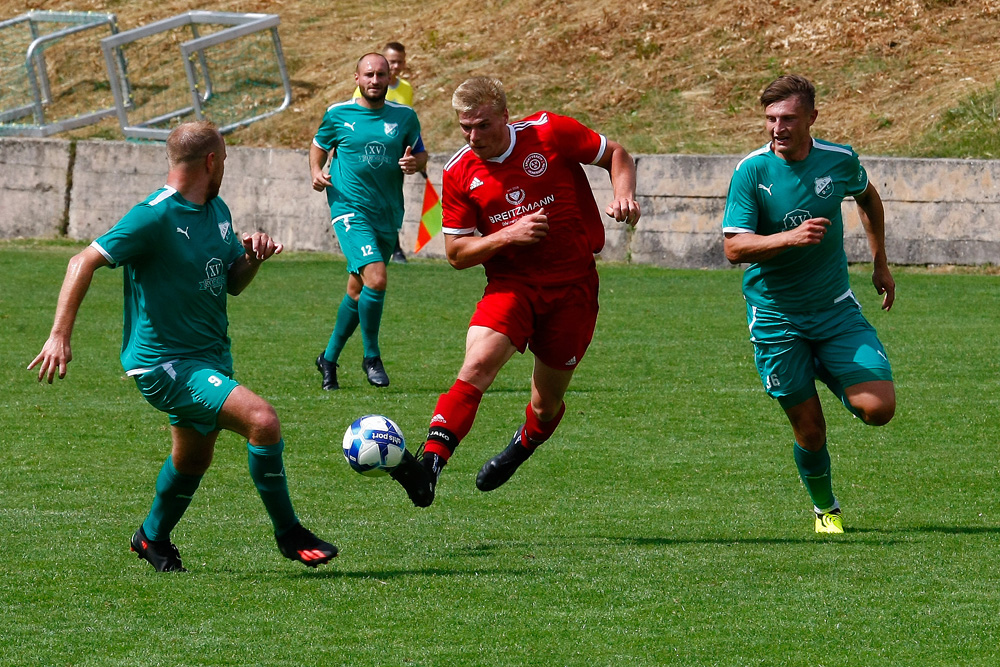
[442,111,608,286]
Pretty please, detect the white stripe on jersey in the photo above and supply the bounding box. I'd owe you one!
[722,226,753,235]
[90,240,113,263]
[325,99,356,112]
[811,138,853,156]
[510,112,548,129]
[443,226,477,235]
[148,186,176,207]
[444,144,473,172]
[734,144,771,172]
[591,134,608,165]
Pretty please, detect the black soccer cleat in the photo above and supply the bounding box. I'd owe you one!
[316,354,340,390]
[130,525,187,572]
[476,425,533,492]
[391,248,408,264]
[362,356,390,387]
[390,447,441,507]
[276,522,338,568]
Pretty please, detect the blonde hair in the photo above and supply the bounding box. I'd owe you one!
[451,77,506,115]
[166,121,223,167]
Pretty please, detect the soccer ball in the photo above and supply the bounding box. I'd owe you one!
[342,414,406,476]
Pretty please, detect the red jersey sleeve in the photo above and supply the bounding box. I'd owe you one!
[544,112,607,167]
[441,148,479,235]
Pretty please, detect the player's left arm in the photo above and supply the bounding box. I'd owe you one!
[854,182,894,311]
[228,232,284,296]
[595,140,641,226]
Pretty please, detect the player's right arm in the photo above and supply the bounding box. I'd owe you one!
[724,219,831,264]
[309,142,333,192]
[29,246,110,383]
[721,159,829,264]
[444,210,550,270]
[310,111,338,192]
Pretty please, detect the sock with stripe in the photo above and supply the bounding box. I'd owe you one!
[793,441,837,513]
[248,439,299,535]
[142,456,202,542]
[423,379,484,461]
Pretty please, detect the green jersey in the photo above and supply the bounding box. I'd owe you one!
[92,186,245,372]
[722,138,869,312]
[313,98,421,232]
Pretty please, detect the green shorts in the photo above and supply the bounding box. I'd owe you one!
[331,211,396,274]
[132,359,239,435]
[746,292,893,409]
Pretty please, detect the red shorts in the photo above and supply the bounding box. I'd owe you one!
[469,272,600,370]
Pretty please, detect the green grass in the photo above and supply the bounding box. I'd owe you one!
[3,241,1000,666]
[908,81,1000,159]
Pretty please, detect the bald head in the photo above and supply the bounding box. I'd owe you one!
[356,52,389,75]
[166,121,224,169]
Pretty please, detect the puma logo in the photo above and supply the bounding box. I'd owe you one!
[344,121,356,131]
[758,184,773,196]
[176,227,190,239]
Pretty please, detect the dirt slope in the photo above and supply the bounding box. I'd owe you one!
[12,0,1000,156]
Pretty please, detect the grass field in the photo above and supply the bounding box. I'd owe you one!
[2,241,1000,666]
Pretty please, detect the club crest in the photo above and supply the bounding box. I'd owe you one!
[505,186,526,206]
[523,152,548,177]
[814,175,833,199]
[218,221,231,240]
[383,122,399,137]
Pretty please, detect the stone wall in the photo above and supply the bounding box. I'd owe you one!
[2,137,998,267]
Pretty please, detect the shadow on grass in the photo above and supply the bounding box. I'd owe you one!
[614,524,1000,546]
[275,566,537,580]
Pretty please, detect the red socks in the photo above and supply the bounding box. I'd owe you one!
[423,379,483,461]
[523,401,566,450]
[423,381,566,460]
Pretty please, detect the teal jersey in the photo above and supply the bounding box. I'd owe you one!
[313,98,421,231]
[722,138,869,312]
[92,187,246,372]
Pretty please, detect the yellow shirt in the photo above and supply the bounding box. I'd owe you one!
[353,77,413,107]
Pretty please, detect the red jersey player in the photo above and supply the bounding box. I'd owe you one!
[390,77,640,507]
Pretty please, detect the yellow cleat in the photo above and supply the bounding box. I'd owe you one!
[815,510,844,534]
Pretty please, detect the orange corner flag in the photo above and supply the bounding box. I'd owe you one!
[415,177,442,253]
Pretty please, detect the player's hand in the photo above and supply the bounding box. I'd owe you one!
[28,336,71,384]
[242,232,284,262]
[606,197,640,226]
[785,217,830,247]
[505,209,549,246]
[311,170,333,192]
[398,146,418,175]
[873,262,895,311]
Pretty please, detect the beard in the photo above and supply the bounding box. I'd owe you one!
[360,85,387,104]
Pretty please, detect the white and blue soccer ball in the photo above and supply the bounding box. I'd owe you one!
[342,414,406,476]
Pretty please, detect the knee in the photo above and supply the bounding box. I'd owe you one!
[247,404,282,445]
[858,400,895,426]
[795,424,827,450]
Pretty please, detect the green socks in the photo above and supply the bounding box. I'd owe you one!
[325,286,386,362]
[142,456,202,542]
[324,294,360,364]
[358,285,386,359]
[793,442,837,512]
[248,439,298,535]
